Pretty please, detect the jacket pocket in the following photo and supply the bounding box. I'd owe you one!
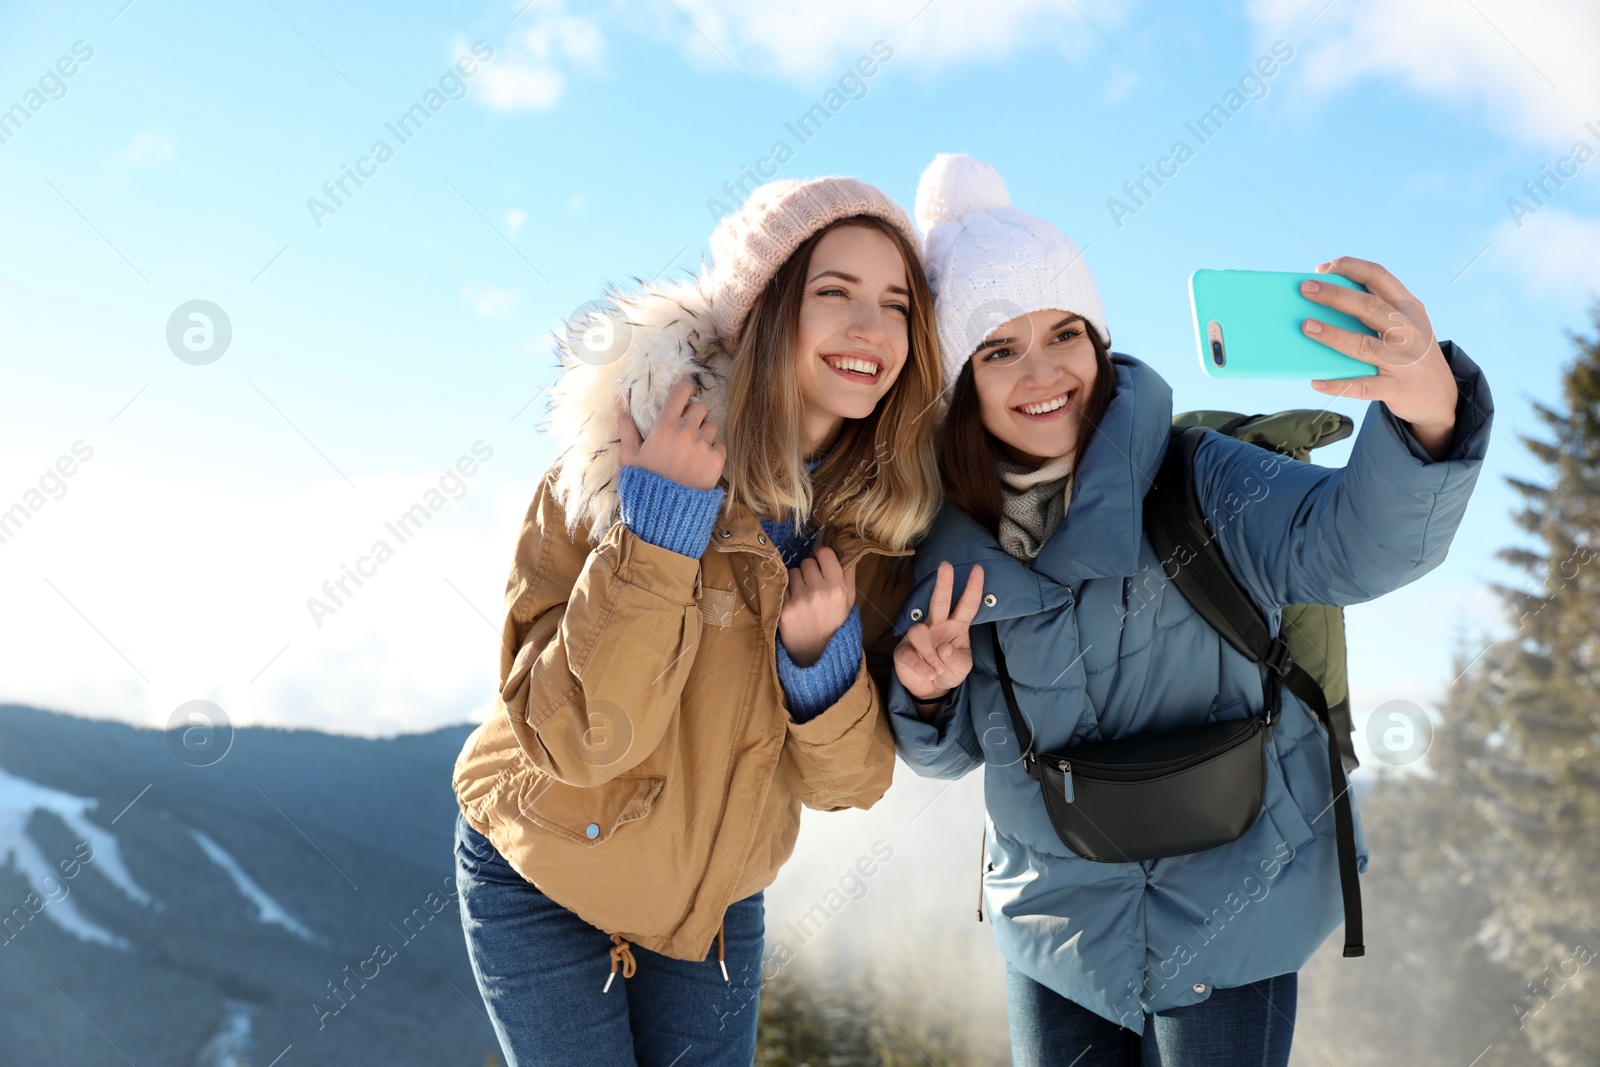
[1260,739,1317,852]
[514,772,666,847]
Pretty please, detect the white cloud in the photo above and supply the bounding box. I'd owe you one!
[480,0,1596,138]
[477,0,1134,113]
[645,0,1124,82]
[115,129,174,167]
[462,281,527,318]
[528,7,603,63]
[0,448,524,739]
[1489,207,1600,305]
[1247,0,1600,149]
[479,64,566,110]
[479,0,604,112]
[504,207,527,231]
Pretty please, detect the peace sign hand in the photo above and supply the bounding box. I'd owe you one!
[893,561,985,712]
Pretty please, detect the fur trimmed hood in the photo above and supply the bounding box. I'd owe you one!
[544,276,734,542]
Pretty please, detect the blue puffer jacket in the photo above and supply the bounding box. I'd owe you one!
[889,345,1492,1031]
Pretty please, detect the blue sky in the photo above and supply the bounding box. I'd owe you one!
[2,0,1596,750]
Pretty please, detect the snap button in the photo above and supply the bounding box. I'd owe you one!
[585,823,600,840]
[757,534,767,544]
[983,593,997,607]
[720,529,732,538]
[1192,983,1206,993]
[909,608,924,621]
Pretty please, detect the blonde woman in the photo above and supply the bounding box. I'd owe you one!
[452,177,944,1065]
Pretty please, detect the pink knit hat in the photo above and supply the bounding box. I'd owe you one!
[705,176,923,347]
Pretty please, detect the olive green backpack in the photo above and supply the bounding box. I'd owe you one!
[1147,407,1365,956]
[1168,409,1360,773]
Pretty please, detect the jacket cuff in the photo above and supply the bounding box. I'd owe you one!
[1363,340,1493,492]
[603,523,705,605]
[616,465,725,559]
[887,675,965,750]
[1389,341,1493,460]
[785,661,875,747]
[776,604,862,723]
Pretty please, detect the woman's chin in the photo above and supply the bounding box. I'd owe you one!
[995,428,1075,466]
[815,391,883,423]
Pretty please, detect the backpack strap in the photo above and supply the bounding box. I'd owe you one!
[1143,425,1365,958]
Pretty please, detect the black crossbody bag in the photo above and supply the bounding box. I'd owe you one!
[985,425,1365,957]
[989,622,1275,864]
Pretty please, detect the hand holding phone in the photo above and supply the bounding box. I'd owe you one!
[1192,258,1461,460]
[1190,268,1378,379]
[1298,256,1461,460]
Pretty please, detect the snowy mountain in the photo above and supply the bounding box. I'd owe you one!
[0,704,497,1067]
[0,699,1016,1066]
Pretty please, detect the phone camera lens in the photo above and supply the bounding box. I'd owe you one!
[1210,339,1225,366]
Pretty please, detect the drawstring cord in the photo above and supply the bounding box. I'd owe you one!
[976,824,986,922]
[602,923,731,990]
[603,934,636,992]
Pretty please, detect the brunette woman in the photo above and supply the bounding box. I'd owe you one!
[889,154,1492,1066]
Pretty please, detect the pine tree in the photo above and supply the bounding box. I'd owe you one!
[1438,309,1600,1066]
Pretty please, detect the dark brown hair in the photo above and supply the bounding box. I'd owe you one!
[937,325,1116,535]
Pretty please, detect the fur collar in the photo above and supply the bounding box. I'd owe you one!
[544,276,734,542]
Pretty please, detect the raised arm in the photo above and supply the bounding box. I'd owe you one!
[1196,257,1493,611]
[497,474,710,788]
[500,381,729,787]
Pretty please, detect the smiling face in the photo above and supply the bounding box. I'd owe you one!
[970,309,1100,466]
[791,223,911,456]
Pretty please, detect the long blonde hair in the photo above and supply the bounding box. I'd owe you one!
[722,215,942,551]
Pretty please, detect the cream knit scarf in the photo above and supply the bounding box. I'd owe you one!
[994,450,1076,565]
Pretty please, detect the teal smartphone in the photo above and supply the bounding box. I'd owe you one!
[1189,269,1378,379]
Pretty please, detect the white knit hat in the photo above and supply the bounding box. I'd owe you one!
[914,153,1109,396]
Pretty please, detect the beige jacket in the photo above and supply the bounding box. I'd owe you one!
[451,275,910,966]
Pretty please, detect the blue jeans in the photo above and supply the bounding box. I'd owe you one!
[1006,962,1298,1066]
[454,810,764,1066]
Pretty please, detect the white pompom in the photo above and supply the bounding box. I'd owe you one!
[914,153,1011,234]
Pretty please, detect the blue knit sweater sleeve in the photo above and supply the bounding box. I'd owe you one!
[775,603,863,723]
[615,465,725,559]
[617,454,856,720]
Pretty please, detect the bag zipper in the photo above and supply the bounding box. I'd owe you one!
[1047,718,1263,784]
